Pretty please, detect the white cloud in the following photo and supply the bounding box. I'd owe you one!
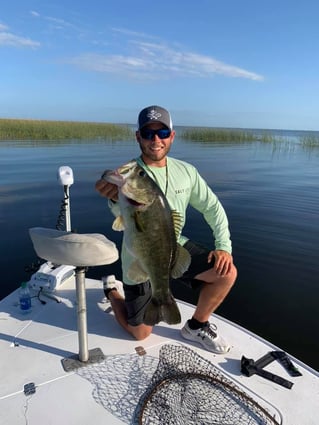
[68,38,264,82]
[45,16,78,30]
[30,10,82,33]
[0,23,9,31]
[0,32,40,48]
[0,23,40,48]
[30,11,40,18]
[111,27,160,41]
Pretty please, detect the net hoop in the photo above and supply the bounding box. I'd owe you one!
[139,372,280,425]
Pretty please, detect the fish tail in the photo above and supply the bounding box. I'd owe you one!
[143,294,181,326]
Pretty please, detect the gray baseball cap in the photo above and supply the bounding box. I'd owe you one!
[138,105,173,130]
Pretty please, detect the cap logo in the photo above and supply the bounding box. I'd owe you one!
[146,109,161,121]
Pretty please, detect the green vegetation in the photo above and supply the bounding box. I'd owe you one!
[0,118,134,141]
[2,119,318,150]
[300,133,319,149]
[179,127,285,143]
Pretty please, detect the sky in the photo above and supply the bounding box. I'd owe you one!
[1,0,319,131]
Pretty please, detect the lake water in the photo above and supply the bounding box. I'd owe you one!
[1,129,318,371]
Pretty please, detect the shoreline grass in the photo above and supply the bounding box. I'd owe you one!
[179,127,287,143]
[2,119,318,149]
[0,118,134,141]
[300,133,319,149]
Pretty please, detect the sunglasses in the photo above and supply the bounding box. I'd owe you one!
[140,128,171,140]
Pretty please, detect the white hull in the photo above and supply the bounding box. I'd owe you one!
[1,276,318,424]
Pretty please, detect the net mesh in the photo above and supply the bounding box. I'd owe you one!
[136,345,281,425]
[76,344,281,425]
[76,350,158,423]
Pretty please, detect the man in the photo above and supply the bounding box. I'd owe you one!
[95,105,237,354]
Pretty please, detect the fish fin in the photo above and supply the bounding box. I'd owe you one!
[171,244,192,279]
[171,210,183,239]
[143,293,181,326]
[112,216,125,231]
[127,260,149,283]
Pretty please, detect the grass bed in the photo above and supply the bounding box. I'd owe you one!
[300,133,319,149]
[0,119,134,141]
[179,127,285,143]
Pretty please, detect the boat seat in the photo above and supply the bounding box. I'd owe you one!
[29,227,119,267]
[29,227,119,367]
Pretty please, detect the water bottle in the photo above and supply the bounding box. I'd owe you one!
[19,282,32,314]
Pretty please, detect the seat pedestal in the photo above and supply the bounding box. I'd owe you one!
[61,267,106,371]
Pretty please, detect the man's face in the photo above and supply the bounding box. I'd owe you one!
[136,122,175,164]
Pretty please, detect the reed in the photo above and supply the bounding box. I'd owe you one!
[0,119,134,141]
[300,133,319,149]
[180,127,283,143]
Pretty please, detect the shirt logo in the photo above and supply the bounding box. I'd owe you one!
[147,109,161,120]
[175,188,190,195]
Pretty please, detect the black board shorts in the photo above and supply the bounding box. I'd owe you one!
[123,240,214,326]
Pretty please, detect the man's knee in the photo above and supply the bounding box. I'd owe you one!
[128,323,153,340]
[228,264,237,285]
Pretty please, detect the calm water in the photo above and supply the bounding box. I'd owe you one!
[1,131,318,371]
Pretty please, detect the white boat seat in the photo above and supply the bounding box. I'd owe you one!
[29,227,119,267]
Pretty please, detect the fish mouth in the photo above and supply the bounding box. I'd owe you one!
[126,197,145,208]
[102,169,124,186]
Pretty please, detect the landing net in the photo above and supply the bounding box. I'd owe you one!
[136,345,281,425]
[76,344,281,424]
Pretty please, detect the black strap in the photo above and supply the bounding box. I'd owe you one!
[240,353,299,389]
[254,366,293,389]
[271,351,302,377]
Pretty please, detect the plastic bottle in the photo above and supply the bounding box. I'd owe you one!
[19,282,32,314]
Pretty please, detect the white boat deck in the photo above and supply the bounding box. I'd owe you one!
[0,276,318,424]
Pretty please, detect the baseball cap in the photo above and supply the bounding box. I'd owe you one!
[137,105,173,130]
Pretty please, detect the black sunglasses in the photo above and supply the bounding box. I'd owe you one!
[140,128,171,140]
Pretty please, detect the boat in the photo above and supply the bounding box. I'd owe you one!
[0,166,318,424]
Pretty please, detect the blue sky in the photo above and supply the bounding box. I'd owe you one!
[1,0,318,130]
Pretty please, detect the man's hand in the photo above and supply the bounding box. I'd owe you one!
[208,250,233,276]
[95,177,119,201]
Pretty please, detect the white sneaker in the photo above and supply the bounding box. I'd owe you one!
[181,321,230,354]
[102,275,125,299]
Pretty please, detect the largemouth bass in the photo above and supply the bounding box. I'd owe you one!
[103,160,191,326]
